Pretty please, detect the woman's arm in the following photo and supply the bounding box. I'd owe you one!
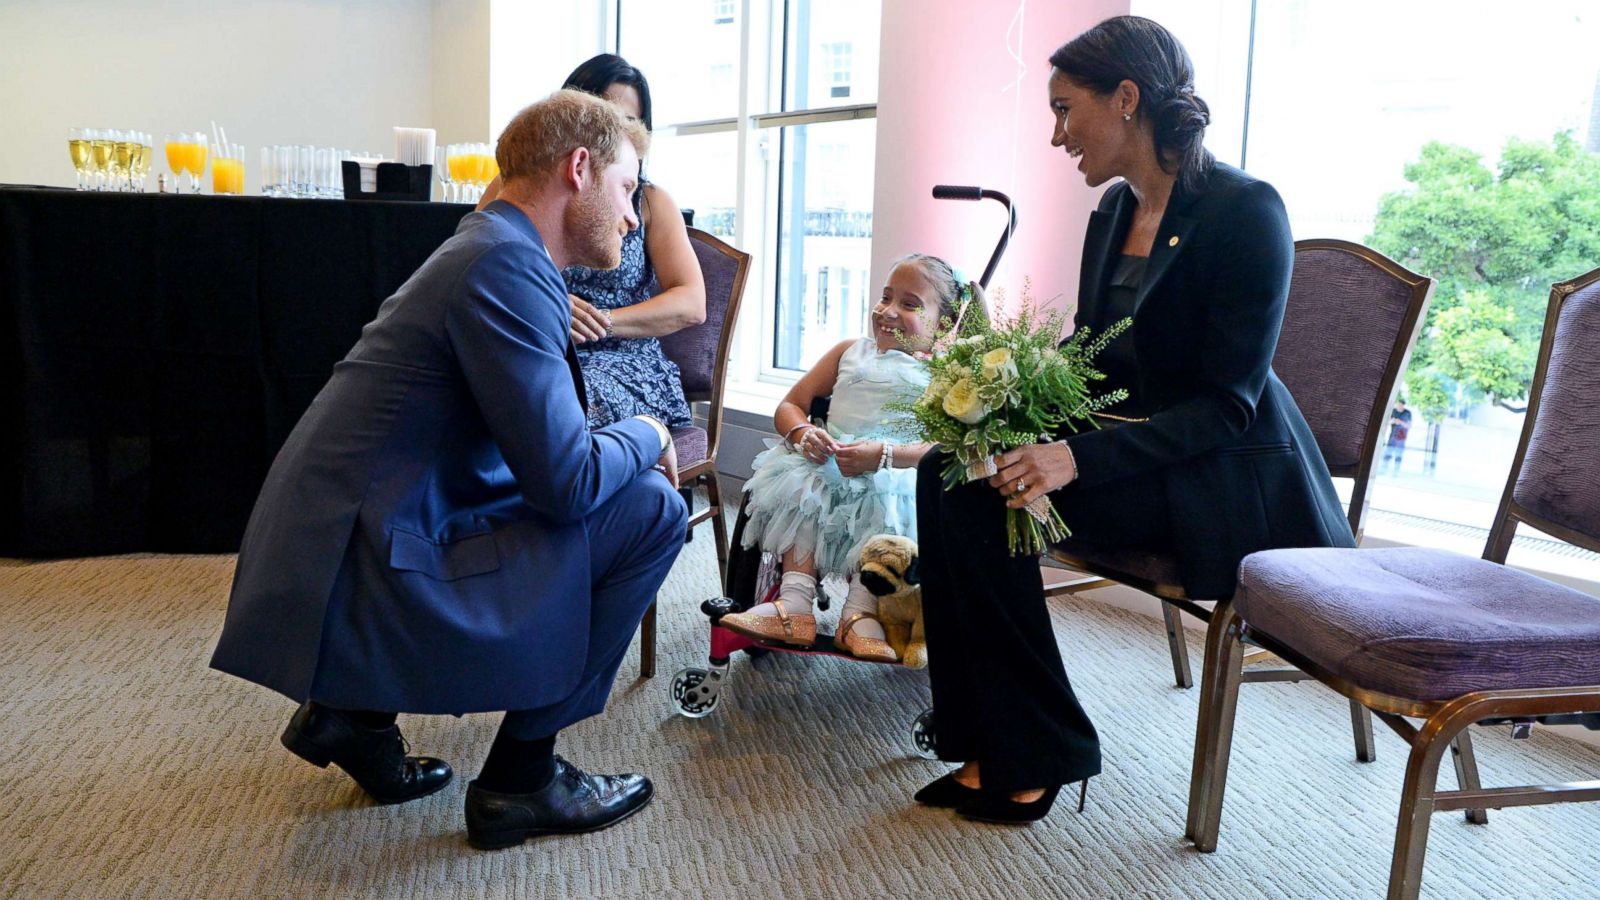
[775,340,854,464]
[1064,179,1294,489]
[604,184,707,339]
[989,179,1292,510]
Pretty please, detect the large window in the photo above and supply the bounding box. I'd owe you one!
[1141,0,1600,572]
[621,0,881,376]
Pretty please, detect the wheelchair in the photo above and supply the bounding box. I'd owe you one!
[668,393,941,758]
[666,183,1019,761]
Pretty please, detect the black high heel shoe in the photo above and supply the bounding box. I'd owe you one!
[956,779,1090,824]
[914,771,982,808]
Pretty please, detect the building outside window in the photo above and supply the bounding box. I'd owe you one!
[823,41,852,98]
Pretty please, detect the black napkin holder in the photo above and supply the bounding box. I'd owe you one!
[341,161,433,202]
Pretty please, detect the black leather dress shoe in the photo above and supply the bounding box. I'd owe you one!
[280,702,453,805]
[464,756,654,849]
[913,771,982,808]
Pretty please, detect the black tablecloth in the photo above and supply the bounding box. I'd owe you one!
[0,187,471,556]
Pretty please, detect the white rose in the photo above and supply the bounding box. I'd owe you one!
[981,347,1018,382]
[942,377,988,425]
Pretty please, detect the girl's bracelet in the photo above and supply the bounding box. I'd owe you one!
[783,422,813,450]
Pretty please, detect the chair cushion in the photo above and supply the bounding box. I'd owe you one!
[670,426,708,468]
[1236,547,1600,700]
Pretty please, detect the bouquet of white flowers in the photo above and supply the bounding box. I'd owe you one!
[894,283,1130,555]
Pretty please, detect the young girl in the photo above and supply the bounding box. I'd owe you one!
[719,254,966,662]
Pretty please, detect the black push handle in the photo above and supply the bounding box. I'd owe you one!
[931,184,1017,289]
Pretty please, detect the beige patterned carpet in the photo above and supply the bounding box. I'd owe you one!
[2,529,1598,899]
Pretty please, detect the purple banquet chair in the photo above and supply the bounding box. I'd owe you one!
[1051,240,1433,760]
[1188,267,1600,899]
[635,227,750,678]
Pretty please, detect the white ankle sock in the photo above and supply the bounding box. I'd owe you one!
[840,576,886,641]
[765,570,816,616]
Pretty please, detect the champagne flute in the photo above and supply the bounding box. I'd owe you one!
[91,130,116,191]
[472,143,490,203]
[132,132,152,192]
[114,130,140,192]
[164,132,200,193]
[437,145,455,202]
[68,128,93,191]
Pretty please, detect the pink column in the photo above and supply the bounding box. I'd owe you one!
[871,0,1130,321]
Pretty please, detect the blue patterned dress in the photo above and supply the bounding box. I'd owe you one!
[562,187,694,429]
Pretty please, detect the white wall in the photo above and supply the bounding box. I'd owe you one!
[0,0,436,195]
[488,0,611,139]
[431,0,493,149]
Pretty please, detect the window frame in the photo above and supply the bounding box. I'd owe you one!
[618,0,880,406]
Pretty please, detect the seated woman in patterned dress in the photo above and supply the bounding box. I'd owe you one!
[479,54,706,428]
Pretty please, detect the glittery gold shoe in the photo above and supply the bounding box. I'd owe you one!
[835,611,899,663]
[718,603,817,647]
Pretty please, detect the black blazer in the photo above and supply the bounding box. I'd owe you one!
[1062,163,1355,599]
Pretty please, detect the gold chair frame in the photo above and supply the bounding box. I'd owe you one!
[1189,266,1600,899]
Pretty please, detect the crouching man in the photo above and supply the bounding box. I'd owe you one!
[210,89,686,849]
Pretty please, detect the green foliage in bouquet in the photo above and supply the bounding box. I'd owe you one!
[890,283,1130,555]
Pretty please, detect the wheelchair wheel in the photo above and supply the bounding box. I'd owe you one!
[671,666,723,718]
[911,707,938,759]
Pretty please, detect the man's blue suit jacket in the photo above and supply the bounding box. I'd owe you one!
[210,201,666,713]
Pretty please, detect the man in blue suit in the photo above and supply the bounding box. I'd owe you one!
[211,90,687,849]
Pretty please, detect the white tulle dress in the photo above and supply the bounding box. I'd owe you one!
[741,338,930,579]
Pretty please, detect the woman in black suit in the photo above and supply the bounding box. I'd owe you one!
[913,16,1354,824]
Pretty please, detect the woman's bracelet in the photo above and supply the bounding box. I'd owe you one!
[878,442,894,471]
[1054,439,1079,481]
[599,308,615,338]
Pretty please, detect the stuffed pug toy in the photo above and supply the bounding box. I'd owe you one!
[856,534,926,668]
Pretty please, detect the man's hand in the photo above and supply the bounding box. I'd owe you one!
[569,294,610,344]
[988,442,1078,509]
[655,438,680,489]
[834,441,883,477]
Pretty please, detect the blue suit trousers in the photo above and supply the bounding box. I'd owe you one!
[498,474,686,740]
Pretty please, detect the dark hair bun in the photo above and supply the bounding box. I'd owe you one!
[1152,88,1210,149]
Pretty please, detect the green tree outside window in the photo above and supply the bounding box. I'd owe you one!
[1369,131,1600,464]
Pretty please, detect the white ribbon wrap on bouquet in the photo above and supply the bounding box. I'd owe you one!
[963,456,1056,526]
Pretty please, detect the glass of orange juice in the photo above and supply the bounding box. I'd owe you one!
[164,132,208,193]
[446,144,468,203]
[473,143,493,201]
[212,143,245,195]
